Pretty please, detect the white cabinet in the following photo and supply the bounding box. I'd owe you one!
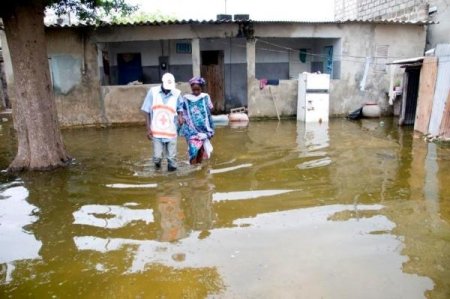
[297,73,330,122]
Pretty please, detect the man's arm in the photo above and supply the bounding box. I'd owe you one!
[145,113,152,139]
[177,95,184,125]
[141,89,154,139]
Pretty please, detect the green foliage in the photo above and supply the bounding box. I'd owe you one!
[49,0,138,23]
[111,10,176,24]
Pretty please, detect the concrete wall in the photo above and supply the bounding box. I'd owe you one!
[46,28,105,126]
[335,0,429,21]
[426,0,450,49]
[248,80,298,118]
[335,0,358,20]
[357,0,428,21]
[100,83,191,125]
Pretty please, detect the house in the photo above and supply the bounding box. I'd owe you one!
[334,0,449,138]
[0,17,430,127]
[334,0,450,49]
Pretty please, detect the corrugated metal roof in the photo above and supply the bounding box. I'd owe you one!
[46,18,435,28]
[388,56,425,65]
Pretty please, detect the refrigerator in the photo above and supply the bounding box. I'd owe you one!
[297,73,330,122]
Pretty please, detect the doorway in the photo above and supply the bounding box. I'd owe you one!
[117,53,143,85]
[400,66,421,126]
[201,50,224,113]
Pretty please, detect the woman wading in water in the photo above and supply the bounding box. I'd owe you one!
[180,77,215,164]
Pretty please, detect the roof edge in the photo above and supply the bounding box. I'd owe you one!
[46,18,435,28]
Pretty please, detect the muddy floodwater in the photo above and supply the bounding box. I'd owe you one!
[0,118,449,298]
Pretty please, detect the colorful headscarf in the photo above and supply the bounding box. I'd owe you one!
[189,76,206,86]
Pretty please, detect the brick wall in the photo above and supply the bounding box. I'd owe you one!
[335,0,429,21]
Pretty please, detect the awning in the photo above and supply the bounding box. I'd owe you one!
[387,56,424,65]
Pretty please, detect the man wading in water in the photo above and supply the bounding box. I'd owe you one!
[141,73,183,171]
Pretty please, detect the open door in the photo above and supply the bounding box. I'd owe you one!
[117,53,142,85]
[201,50,224,113]
[399,66,420,126]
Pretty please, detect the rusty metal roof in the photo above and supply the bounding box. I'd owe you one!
[46,18,435,28]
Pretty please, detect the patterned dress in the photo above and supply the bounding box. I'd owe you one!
[180,93,215,161]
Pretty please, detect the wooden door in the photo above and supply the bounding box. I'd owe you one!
[414,57,437,134]
[201,51,224,113]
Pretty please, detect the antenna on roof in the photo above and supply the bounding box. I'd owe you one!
[224,0,227,14]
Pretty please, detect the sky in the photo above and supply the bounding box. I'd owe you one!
[126,0,335,21]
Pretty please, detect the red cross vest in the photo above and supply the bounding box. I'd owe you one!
[150,87,180,139]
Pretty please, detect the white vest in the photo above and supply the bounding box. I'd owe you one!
[150,87,180,139]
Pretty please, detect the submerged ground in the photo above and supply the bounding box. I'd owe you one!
[0,118,449,298]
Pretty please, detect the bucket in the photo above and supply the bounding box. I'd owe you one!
[228,113,249,122]
[362,103,381,118]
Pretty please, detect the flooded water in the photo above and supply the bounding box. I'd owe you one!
[0,118,449,298]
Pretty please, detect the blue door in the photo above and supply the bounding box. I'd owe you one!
[324,46,333,77]
[117,53,143,85]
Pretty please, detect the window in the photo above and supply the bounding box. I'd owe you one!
[176,42,192,54]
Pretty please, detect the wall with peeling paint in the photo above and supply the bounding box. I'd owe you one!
[46,29,105,126]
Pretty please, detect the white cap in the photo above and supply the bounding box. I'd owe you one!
[162,73,176,90]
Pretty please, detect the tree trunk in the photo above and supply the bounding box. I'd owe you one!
[2,3,71,171]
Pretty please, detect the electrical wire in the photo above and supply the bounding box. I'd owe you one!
[213,38,449,67]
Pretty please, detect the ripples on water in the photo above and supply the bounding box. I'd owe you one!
[0,119,449,298]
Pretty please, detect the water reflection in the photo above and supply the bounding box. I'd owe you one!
[1,119,450,298]
[296,121,331,169]
[297,121,330,152]
[212,189,295,201]
[229,120,249,129]
[73,204,434,298]
[0,184,42,284]
[73,204,154,229]
[155,192,187,242]
[209,163,253,174]
[105,183,157,189]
